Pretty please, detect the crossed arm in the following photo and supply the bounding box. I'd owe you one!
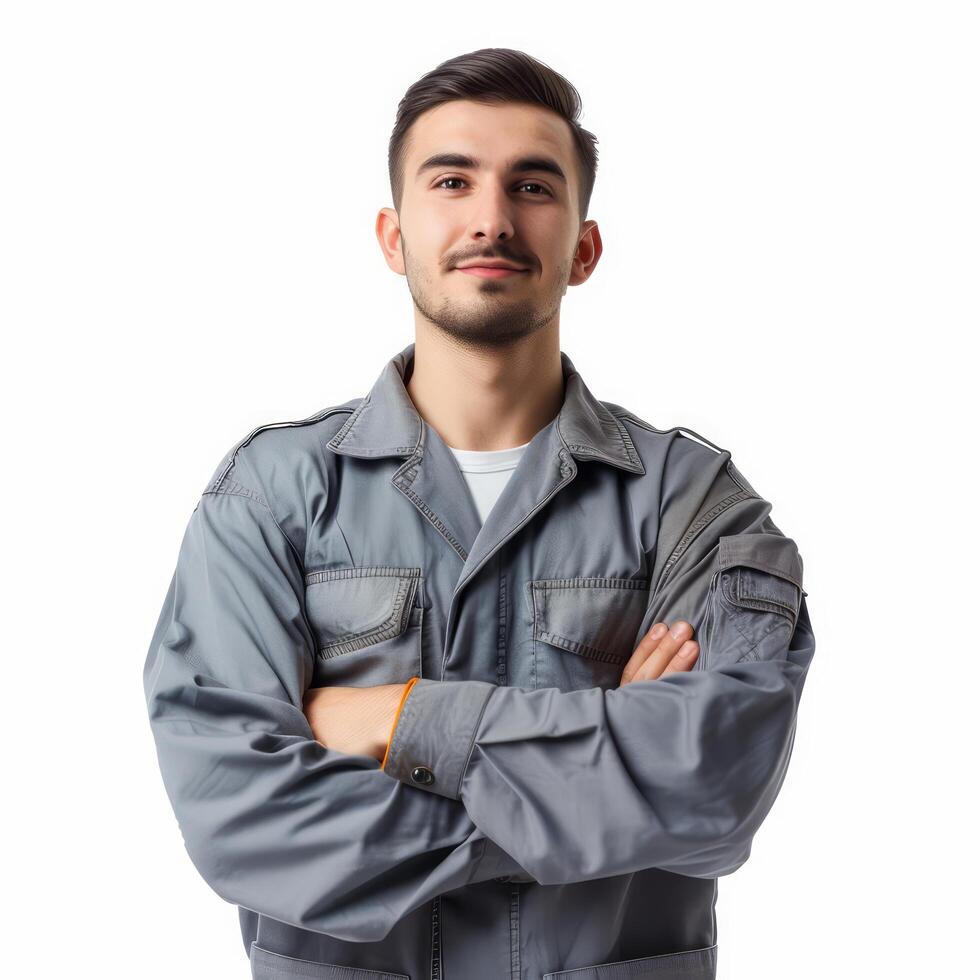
[143,440,814,940]
[301,617,704,762]
[298,442,815,888]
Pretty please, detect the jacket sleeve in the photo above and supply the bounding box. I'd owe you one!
[382,439,817,885]
[142,455,533,944]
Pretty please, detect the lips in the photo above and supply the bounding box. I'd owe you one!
[456,265,527,279]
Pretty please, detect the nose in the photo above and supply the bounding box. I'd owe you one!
[464,184,518,243]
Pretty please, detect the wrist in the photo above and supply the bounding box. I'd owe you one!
[379,677,420,765]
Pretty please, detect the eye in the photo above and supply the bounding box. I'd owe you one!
[515,182,551,196]
[434,177,552,197]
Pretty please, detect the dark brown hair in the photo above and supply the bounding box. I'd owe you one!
[388,48,599,223]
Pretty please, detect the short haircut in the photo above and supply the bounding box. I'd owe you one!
[388,47,599,223]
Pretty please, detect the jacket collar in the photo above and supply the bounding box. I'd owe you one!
[326,342,645,475]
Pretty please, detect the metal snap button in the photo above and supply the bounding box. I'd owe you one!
[410,765,435,785]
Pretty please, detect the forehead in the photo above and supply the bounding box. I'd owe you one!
[405,99,574,171]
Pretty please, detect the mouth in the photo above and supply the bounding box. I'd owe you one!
[455,266,527,279]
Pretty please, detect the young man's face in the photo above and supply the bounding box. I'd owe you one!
[379,99,600,349]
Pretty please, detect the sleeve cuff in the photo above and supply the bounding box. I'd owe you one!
[380,676,420,771]
[381,676,497,800]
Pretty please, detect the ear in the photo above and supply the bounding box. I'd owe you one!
[376,207,406,276]
[567,220,602,287]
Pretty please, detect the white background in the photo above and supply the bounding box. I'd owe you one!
[3,2,976,977]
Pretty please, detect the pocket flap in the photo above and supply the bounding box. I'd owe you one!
[531,577,650,665]
[305,565,421,658]
[718,532,804,592]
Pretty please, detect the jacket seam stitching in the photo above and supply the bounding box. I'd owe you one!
[531,577,649,591]
[392,431,470,561]
[653,490,753,598]
[205,481,268,507]
[306,565,423,583]
[329,398,369,449]
[534,630,629,665]
[659,490,749,581]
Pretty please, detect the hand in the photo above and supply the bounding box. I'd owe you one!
[619,620,699,685]
[302,683,407,762]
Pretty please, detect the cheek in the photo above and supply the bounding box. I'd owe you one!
[400,207,454,255]
[407,202,459,243]
[529,231,578,279]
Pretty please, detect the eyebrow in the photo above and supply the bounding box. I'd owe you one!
[415,152,567,185]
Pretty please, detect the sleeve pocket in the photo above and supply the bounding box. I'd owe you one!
[700,532,806,669]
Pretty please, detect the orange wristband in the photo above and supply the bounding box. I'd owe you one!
[381,676,420,770]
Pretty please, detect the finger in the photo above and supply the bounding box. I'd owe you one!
[621,621,689,686]
[632,620,695,683]
[660,640,700,676]
[620,622,669,684]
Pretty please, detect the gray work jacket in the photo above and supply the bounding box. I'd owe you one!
[143,342,816,980]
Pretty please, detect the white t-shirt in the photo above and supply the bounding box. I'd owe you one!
[447,440,532,525]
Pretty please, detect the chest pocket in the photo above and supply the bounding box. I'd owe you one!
[529,576,650,692]
[305,565,423,687]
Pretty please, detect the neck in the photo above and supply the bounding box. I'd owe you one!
[405,326,565,452]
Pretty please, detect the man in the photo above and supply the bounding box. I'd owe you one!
[143,47,816,980]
